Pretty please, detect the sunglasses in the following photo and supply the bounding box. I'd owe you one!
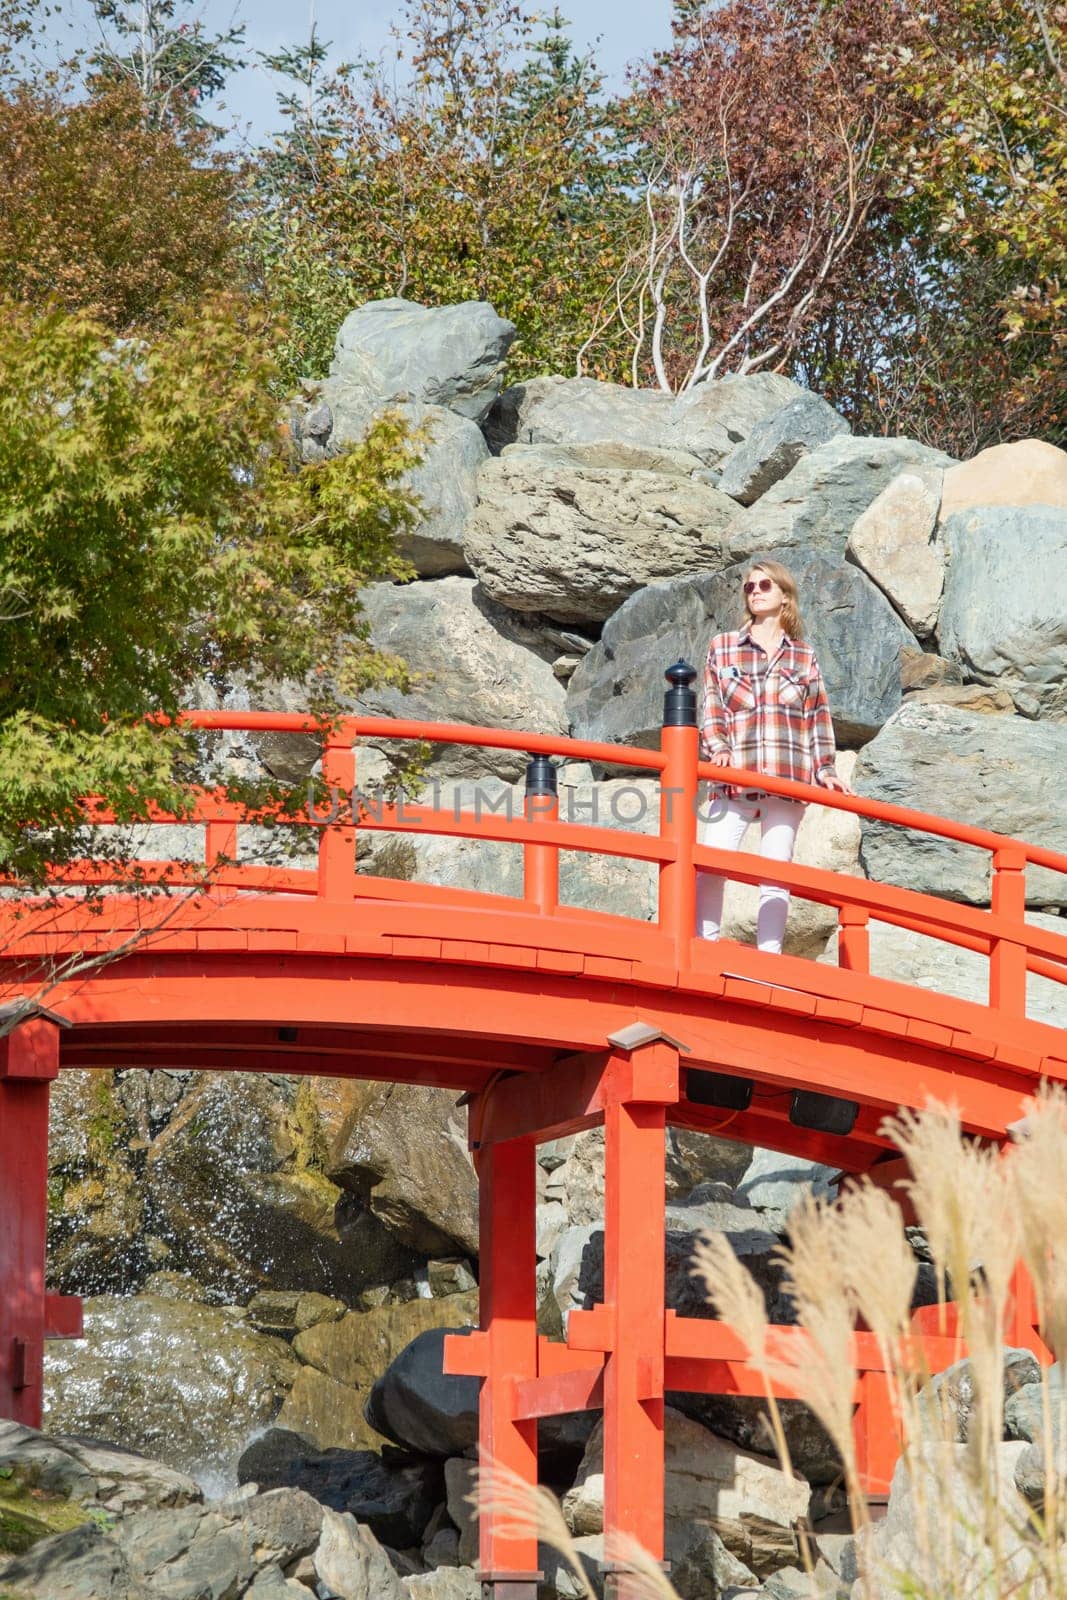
[744,577,775,595]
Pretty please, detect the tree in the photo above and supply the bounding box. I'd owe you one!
[0,80,238,330]
[247,1,634,386]
[588,0,913,393]
[888,0,1066,443]
[0,294,423,881]
[86,0,245,129]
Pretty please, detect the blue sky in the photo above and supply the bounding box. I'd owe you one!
[51,0,672,143]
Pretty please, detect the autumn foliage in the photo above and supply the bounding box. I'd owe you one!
[0,81,236,329]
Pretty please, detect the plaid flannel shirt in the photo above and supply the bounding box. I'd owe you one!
[701,628,838,794]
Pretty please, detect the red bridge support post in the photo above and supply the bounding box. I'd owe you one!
[602,1076,669,1596]
[0,1014,80,1428]
[477,1135,541,1598]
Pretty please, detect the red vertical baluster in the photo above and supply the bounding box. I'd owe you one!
[990,846,1027,1017]
[658,663,699,969]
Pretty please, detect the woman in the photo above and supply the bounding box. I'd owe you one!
[697,559,852,955]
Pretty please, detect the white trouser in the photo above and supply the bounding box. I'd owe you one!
[695,793,803,955]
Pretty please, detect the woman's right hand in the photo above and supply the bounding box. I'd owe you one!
[709,749,732,766]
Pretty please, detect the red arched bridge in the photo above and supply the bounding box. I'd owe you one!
[1,664,1064,1598]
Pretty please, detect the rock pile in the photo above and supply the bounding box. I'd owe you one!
[37,297,1067,1598]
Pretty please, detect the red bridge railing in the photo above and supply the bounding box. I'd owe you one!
[43,661,1067,1025]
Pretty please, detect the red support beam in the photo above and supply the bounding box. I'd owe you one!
[475,1137,541,1599]
[601,1047,672,1596]
[0,1019,80,1426]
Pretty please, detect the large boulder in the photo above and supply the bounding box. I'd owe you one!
[939,438,1067,518]
[820,915,1067,1028]
[938,505,1067,718]
[142,1072,416,1302]
[0,1421,201,1516]
[567,551,917,750]
[855,1441,1036,1599]
[364,1327,479,1456]
[326,298,516,423]
[298,399,486,578]
[718,394,850,505]
[846,470,945,639]
[562,1407,810,1577]
[397,407,487,576]
[854,702,1067,906]
[43,1296,299,1488]
[462,444,743,623]
[731,437,951,563]
[356,577,566,782]
[483,372,803,466]
[325,1083,478,1259]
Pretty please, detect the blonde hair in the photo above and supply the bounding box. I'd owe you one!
[741,559,804,640]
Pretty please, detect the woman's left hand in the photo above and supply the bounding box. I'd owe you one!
[821,772,855,795]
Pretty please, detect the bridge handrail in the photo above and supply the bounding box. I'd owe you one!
[37,685,1067,1025]
[172,708,1067,879]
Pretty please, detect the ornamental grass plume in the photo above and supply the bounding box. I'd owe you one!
[471,1096,1067,1600]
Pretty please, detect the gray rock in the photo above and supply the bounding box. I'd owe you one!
[115,1504,256,1599]
[854,702,1067,906]
[668,1397,840,1487]
[43,1296,299,1490]
[549,1197,788,1326]
[237,1487,323,1566]
[365,1327,478,1457]
[246,1566,311,1597]
[0,1421,201,1513]
[567,551,916,751]
[328,298,516,422]
[847,470,945,639]
[245,1291,348,1340]
[0,1523,136,1600]
[314,1507,406,1600]
[463,445,743,623]
[820,916,1067,1028]
[356,577,566,782]
[297,397,486,577]
[326,1083,478,1259]
[1005,1362,1066,1442]
[236,1433,441,1548]
[900,648,963,693]
[732,437,952,563]
[669,374,809,467]
[938,506,1067,717]
[443,1458,477,1568]
[915,1350,1042,1443]
[483,375,673,454]
[719,395,850,505]
[736,1148,839,1214]
[403,1568,481,1599]
[666,1126,754,1200]
[483,372,803,467]
[669,1520,761,1600]
[855,1441,1035,1599]
[1005,1360,1067,1501]
[397,407,487,577]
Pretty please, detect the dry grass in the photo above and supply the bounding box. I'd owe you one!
[470,1088,1067,1600]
